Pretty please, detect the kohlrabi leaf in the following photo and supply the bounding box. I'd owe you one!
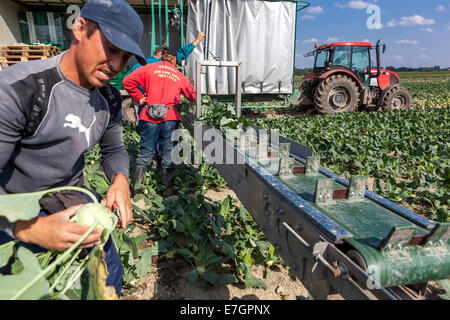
[0,186,98,223]
[87,246,118,300]
[0,190,51,223]
[0,241,15,268]
[0,247,50,300]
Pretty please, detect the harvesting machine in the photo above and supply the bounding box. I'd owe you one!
[298,40,412,114]
[182,98,450,300]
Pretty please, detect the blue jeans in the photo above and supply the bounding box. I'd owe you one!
[0,189,124,297]
[136,120,179,169]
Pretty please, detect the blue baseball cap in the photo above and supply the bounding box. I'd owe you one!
[81,0,146,65]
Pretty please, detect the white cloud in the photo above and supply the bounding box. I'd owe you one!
[436,5,446,12]
[362,38,370,42]
[393,55,403,60]
[303,38,319,43]
[335,1,374,9]
[305,6,324,14]
[300,15,316,20]
[387,15,435,27]
[327,37,340,42]
[348,0,373,9]
[394,39,419,45]
[420,54,431,59]
[422,28,434,32]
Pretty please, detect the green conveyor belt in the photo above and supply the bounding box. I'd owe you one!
[254,155,450,287]
[279,174,428,245]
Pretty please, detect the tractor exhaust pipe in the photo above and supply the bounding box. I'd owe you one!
[375,39,382,78]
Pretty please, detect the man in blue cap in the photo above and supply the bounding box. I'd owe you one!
[0,0,145,297]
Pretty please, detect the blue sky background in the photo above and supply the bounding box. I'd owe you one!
[295,0,450,68]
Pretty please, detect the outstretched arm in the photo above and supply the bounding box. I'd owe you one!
[176,32,206,63]
[192,32,206,47]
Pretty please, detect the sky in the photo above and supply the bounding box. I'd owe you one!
[294,0,450,68]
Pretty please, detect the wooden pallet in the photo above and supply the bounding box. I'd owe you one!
[0,45,61,69]
[1,44,59,51]
[0,50,51,57]
[0,56,46,63]
[0,45,60,55]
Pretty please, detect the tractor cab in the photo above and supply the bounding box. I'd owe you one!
[310,41,376,89]
[300,40,411,114]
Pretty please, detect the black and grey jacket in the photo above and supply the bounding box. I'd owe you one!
[0,53,129,237]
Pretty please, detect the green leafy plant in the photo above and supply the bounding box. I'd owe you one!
[436,279,450,300]
[132,189,284,289]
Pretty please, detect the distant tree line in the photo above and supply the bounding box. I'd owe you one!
[384,66,444,72]
[294,68,313,76]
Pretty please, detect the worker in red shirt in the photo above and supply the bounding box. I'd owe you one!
[123,47,196,196]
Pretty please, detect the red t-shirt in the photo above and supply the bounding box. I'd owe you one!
[123,61,196,123]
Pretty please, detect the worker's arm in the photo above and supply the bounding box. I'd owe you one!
[176,43,195,63]
[123,67,147,103]
[98,86,132,229]
[180,77,197,102]
[98,86,129,183]
[0,81,25,177]
[176,32,206,63]
[192,32,206,47]
[0,79,25,238]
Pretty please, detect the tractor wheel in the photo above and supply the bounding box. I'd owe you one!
[380,85,412,111]
[314,75,360,114]
[122,97,137,123]
[298,80,316,105]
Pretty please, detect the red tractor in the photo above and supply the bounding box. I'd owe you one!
[299,40,412,114]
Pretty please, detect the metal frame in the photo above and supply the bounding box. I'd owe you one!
[187,0,311,106]
[151,0,170,54]
[195,60,242,119]
[292,1,311,96]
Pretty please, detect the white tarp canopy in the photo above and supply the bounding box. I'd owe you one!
[185,0,297,95]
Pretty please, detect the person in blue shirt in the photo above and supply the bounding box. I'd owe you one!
[125,32,206,80]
